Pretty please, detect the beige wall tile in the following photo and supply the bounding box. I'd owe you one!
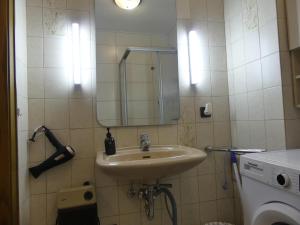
[69,99,93,128]
[46,162,72,193]
[259,20,279,57]
[247,90,265,121]
[97,186,119,217]
[208,22,225,46]
[118,185,141,214]
[67,0,90,10]
[176,0,190,19]
[199,174,217,202]
[120,213,141,225]
[266,120,286,150]
[29,135,46,163]
[101,216,120,225]
[212,97,230,122]
[216,172,233,199]
[181,203,200,225]
[263,86,284,120]
[28,68,44,98]
[46,193,57,225]
[70,128,95,158]
[43,0,66,9]
[207,0,224,22]
[27,0,42,6]
[199,201,217,224]
[95,166,117,187]
[217,198,235,223]
[29,99,44,130]
[179,97,196,124]
[30,194,47,225]
[45,99,69,129]
[30,171,46,195]
[71,158,95,186]
[178,123,196,147]
[180,176,199,204]
[44,68,69,98]
[196,122,213,149]
[285,119,300,148]
[245,60,263,92]
[27,37,43,67]
[142,209,162,225]
[116,127,138,148]
[213,121,231,147]
[27,6,43,36]
[198,152,215,175]
[211,71,229,97]
[158,125,178,145]
[189,0,207,20]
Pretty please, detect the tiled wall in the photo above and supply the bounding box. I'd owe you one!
[224,0,288,150]
[27,0,237,224]
[224,0,300,223]
[26,0,95,225]
[15,0,30,224]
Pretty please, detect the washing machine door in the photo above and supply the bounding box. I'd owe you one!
[251,202,300,225]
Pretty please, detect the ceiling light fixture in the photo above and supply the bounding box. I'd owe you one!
[114,0,141,10]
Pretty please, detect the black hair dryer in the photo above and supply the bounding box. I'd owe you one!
[29,126,75,178]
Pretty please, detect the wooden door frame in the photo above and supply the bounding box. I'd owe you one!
[0,0,19,224]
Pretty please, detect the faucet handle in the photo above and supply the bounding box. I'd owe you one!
[140,133,149,141]
[140,134,150,144]
[140,134,150,151]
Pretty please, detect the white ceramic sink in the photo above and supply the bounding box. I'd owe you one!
[96,145,207,179]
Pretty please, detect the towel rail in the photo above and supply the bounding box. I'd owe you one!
[204,146,266,154]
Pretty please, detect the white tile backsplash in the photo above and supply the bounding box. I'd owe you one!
[225,0,288,156]
[261,52,282,88]
[27,37,43,67]
[245,60,263,92]
[259,20,279,57]
[263,86,284,120]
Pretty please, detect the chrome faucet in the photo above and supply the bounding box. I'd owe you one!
[140,134,150,151]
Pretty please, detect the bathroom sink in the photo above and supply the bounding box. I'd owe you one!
[96,145,207,179]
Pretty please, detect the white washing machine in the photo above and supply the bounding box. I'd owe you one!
[240,150,300,225]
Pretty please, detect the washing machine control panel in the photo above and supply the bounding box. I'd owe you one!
[240,157,300,196]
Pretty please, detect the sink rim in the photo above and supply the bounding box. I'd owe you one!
[97,145,207,167]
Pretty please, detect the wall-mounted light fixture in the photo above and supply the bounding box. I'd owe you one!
[72,23,81,85]
[188,30,202,85]
[114,0,141,10]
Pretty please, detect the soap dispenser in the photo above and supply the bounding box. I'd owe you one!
[104,128,116,155]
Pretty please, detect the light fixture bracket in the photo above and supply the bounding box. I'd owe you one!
[114,0,141,10]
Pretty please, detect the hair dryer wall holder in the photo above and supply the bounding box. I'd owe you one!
[29,126,76,178]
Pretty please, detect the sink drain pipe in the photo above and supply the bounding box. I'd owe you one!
[157,186,177,225]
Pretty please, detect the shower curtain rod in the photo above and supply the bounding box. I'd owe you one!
[120,47,177,62]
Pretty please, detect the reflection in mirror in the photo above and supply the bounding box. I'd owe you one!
[95,0,180,127]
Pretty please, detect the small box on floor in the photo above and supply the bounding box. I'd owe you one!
[56,185,99,225]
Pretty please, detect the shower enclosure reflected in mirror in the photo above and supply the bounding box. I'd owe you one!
[95,0,180,127]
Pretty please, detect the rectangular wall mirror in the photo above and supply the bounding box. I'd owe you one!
[95,0,180,127]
